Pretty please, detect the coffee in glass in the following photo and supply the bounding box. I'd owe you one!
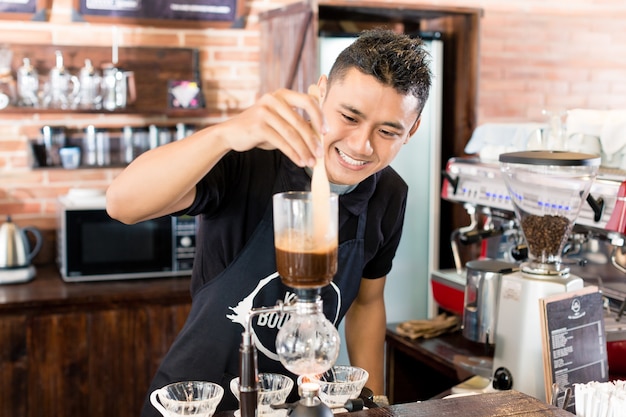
[273,192,338,289]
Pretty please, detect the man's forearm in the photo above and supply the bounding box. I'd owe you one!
[344,290,386,394]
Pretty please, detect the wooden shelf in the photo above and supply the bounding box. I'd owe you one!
[1,106,209,117]
[2,44,203,115]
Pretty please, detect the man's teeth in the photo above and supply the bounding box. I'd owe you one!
[337,149,367,166]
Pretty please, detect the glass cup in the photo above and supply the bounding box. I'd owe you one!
[230,373,294,417]
[41,126,66,167]
[272,191,338,289]
[150,381,224,417]
[59,146,81,169]
[297,365,369,409]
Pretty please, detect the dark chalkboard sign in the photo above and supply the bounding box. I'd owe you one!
[0,0,49,20]
[539,286,608,414]
[74,0,243,26]
[0,0,37,13]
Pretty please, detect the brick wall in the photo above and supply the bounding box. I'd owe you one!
[477,1,626,121]
[1,0,625,236]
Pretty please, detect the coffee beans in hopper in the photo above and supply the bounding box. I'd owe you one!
[521,214,570,257]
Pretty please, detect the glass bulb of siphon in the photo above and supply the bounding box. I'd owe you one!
[275,299,340,377]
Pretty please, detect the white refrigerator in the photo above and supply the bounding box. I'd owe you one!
[318,33,444,364]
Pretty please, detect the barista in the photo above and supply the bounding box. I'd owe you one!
[106,28,432,415]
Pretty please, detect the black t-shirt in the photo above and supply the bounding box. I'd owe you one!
[184,149,408,296]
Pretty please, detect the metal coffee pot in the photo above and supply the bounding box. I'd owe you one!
[0,216,43,269]
[43,50,80,109]
[75,59,102,110]
[101,63,136,111]
[462,259,516,346]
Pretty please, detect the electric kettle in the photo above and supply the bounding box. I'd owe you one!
[0,216,43,269]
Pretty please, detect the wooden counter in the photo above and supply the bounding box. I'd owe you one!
[341,390,573,417]
[0,264,192,417]
[213,390,573,417]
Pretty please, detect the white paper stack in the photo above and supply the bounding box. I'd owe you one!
[575,380,626,417]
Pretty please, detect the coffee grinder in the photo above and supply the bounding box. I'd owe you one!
[490,151,600,401]
[238,191,340,417]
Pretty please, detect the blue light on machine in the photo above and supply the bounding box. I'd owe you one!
[537,201,571,211]
[485,191,511,201]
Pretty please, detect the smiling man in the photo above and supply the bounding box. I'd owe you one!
[106,28,432,416]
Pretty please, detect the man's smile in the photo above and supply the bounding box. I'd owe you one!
[336,148,369,167]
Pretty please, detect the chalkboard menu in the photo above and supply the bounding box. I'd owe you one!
[0,0,48,19]
[539,286,608,414]
[76,0,241,24]
[0,0,36,13]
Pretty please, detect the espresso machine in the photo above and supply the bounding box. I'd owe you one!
[238,191,340,417]
[438,151,626,399]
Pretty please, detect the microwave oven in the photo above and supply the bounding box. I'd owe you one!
[57,193,197,282]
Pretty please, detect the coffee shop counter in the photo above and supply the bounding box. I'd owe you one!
[0,264,192,417]
[214,390,573,417]
[341,390,574,416]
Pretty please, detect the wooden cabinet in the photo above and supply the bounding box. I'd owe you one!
[385,324,493,404]
[0,265,191,417]
[259,0,483,269]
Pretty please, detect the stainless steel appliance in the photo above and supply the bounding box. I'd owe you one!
[436,151,626,401]
[462,259,515,346]
[0,216,42,284]
[101,63,136,111]
[57,191,196,282]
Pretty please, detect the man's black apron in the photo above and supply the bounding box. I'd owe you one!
[141,197,367,416]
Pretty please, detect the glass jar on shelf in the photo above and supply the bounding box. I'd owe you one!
[0,44,16,110]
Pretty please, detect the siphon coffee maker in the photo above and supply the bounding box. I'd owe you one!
[238,191,340,417]
[490,150,600,401]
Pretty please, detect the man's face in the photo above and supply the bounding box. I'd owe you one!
[318,68,421,186]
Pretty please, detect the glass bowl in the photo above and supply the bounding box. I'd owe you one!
[230,373,294,417]
[299,365,369,408]
[150,380,224,417]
